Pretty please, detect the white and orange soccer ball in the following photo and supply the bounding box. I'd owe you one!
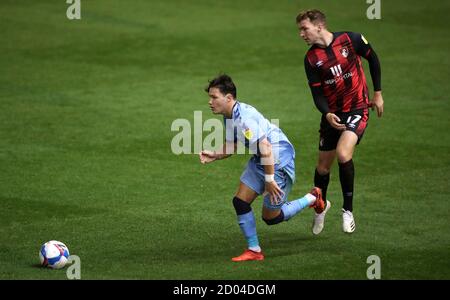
[39,240,70,269]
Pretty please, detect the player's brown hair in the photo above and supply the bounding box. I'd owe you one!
[205,74,237,99]
[296,9,327,26]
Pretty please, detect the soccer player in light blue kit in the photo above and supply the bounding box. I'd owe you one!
[199,75,325,261]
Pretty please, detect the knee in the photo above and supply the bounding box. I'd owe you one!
[336,150,352,163]
[262,217,277,226]
[316,165,331,175]
[232,197,251,215]
[262,211,284,226]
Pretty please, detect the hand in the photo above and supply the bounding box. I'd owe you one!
[326,113,346,130]
[370,91,384,117]
[199,150,217,164]
[264,180,285,206]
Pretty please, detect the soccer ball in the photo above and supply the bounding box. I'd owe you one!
[39,240,70,269]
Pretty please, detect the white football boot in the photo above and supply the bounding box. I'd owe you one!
[342,209,356,233]
[312,200,331,235]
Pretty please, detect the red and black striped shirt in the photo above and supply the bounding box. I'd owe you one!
[305,32,380,114]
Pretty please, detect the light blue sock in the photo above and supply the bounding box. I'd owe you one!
[237,211,259,249]
[281,196,311,221]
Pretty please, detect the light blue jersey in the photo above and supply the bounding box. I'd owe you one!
[218,101,314,253]
[224,101,296,184]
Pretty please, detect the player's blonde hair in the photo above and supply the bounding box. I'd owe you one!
[296,9,327,27]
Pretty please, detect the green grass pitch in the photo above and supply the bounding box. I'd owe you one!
[0,0,449,279]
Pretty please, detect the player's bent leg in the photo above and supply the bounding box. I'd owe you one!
[232,195,260,252]
[262,187,322,224]
[261,170,320,226]
[261,174,315,223]
[231,182,264,262]
[262,208,284,225]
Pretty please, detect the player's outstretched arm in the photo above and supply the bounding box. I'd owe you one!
[199,142,236,164]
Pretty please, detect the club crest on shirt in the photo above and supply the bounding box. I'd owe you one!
[340,47,349,58]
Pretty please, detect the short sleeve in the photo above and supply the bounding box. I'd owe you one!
[241,118,266,145]
[347,32,372,58]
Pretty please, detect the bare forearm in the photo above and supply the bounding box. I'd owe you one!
[259,140,275,175]
[215,143,235,160]
[263,162,275,176]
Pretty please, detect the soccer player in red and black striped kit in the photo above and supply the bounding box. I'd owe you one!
[297,10,384,234]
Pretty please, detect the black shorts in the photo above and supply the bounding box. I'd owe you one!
[318,108,369,151]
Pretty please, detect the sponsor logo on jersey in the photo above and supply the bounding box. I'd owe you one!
[316,60,324,67]
[330,64,343,77]
[325,71,353,85]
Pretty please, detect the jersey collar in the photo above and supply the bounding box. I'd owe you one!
[313,32,337,50]
[231,101,240,119]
